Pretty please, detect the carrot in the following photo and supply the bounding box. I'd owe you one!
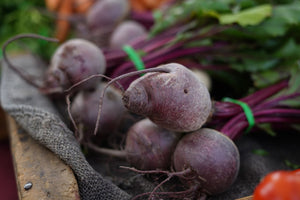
[45,0,62,11]
[54,0,73,42]
[130,0,170,12]
[73,0,94,14]
[130,0,147,12]
[143,0,161,10]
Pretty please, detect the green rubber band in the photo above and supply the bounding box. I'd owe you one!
[223,97,255,133]
[122,45,145,72]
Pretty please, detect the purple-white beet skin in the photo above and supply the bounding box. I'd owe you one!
[173,128,240,195]
[70,82,126,142]
[125,118,181,170]
[86,0,129,34]
[122,63,212,132]
[109,20,147,49]
[45,38,106,91]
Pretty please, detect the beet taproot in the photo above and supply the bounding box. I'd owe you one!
[45,38,106,91]
[109,20,147,49]
[173,128,240,195]
[125,118,180,170]
[70,82,125,143]
[122,63,212,132]
[86,0,129,34]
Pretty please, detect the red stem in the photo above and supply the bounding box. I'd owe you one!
[241,80,289,105]
[213,80,290,118]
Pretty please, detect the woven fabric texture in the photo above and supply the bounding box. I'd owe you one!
[0,54,130,200]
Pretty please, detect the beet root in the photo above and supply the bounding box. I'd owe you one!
[86,0,129,37]
[45,38,106,91]
[109,20,147,49]
[172,128,240,195]
[125,118,180,170]
[70,82,125,143]
[122,63,212,132]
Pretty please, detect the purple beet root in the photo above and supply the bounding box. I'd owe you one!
[86,0,129,33]
[125,118,181,170]
[173,128,240,196]
[122,63,212,132]
[109,20,147,49]
[70,82,125,143]
[45,38,106,91]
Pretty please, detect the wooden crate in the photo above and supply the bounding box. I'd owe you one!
[0,107,8,140]
[5,114,80,200]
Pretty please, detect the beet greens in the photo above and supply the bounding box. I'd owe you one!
[99,0,300,90]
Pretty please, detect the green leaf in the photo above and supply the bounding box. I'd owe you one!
[251,63,299,89]
[232,58,279,72]
[247,2,300,37]
[150,0,233,36]
[219,4,272,26]
[252,70,285,88]
[279,67,300,107]
[274,39,300,59]
[185,38,212,48]
[285,160,300,170]
[0,1,56,59]
[286,66,300,93]
[252,149,269,156]
[257,123,277,136]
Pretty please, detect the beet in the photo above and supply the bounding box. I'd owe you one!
[70,82,125,143]
[86,0,129,34]
[173,128,240,195]
[45,38,106,91]
[109,20,147,49]
[122,63,212,132]
[125,118,180,170]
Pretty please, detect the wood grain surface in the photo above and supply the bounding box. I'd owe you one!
[7,115,80,200]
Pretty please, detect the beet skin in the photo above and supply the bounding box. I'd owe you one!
[122,63,212,132]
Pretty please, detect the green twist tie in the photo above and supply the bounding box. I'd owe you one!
[223,97,255,133]
[122,45,145,72]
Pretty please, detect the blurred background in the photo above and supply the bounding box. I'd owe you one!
[0,1,57,60]
[0,1,54,199]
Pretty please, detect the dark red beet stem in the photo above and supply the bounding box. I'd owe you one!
[217,86,300,139]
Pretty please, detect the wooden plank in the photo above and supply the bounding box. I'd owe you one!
[0,107,8,140]
[7,115,80,200]
[235,195,253,200]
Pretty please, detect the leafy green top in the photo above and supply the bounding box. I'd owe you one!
[150,0,300,88]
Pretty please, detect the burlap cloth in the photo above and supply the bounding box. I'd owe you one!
[1,54,299,200]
